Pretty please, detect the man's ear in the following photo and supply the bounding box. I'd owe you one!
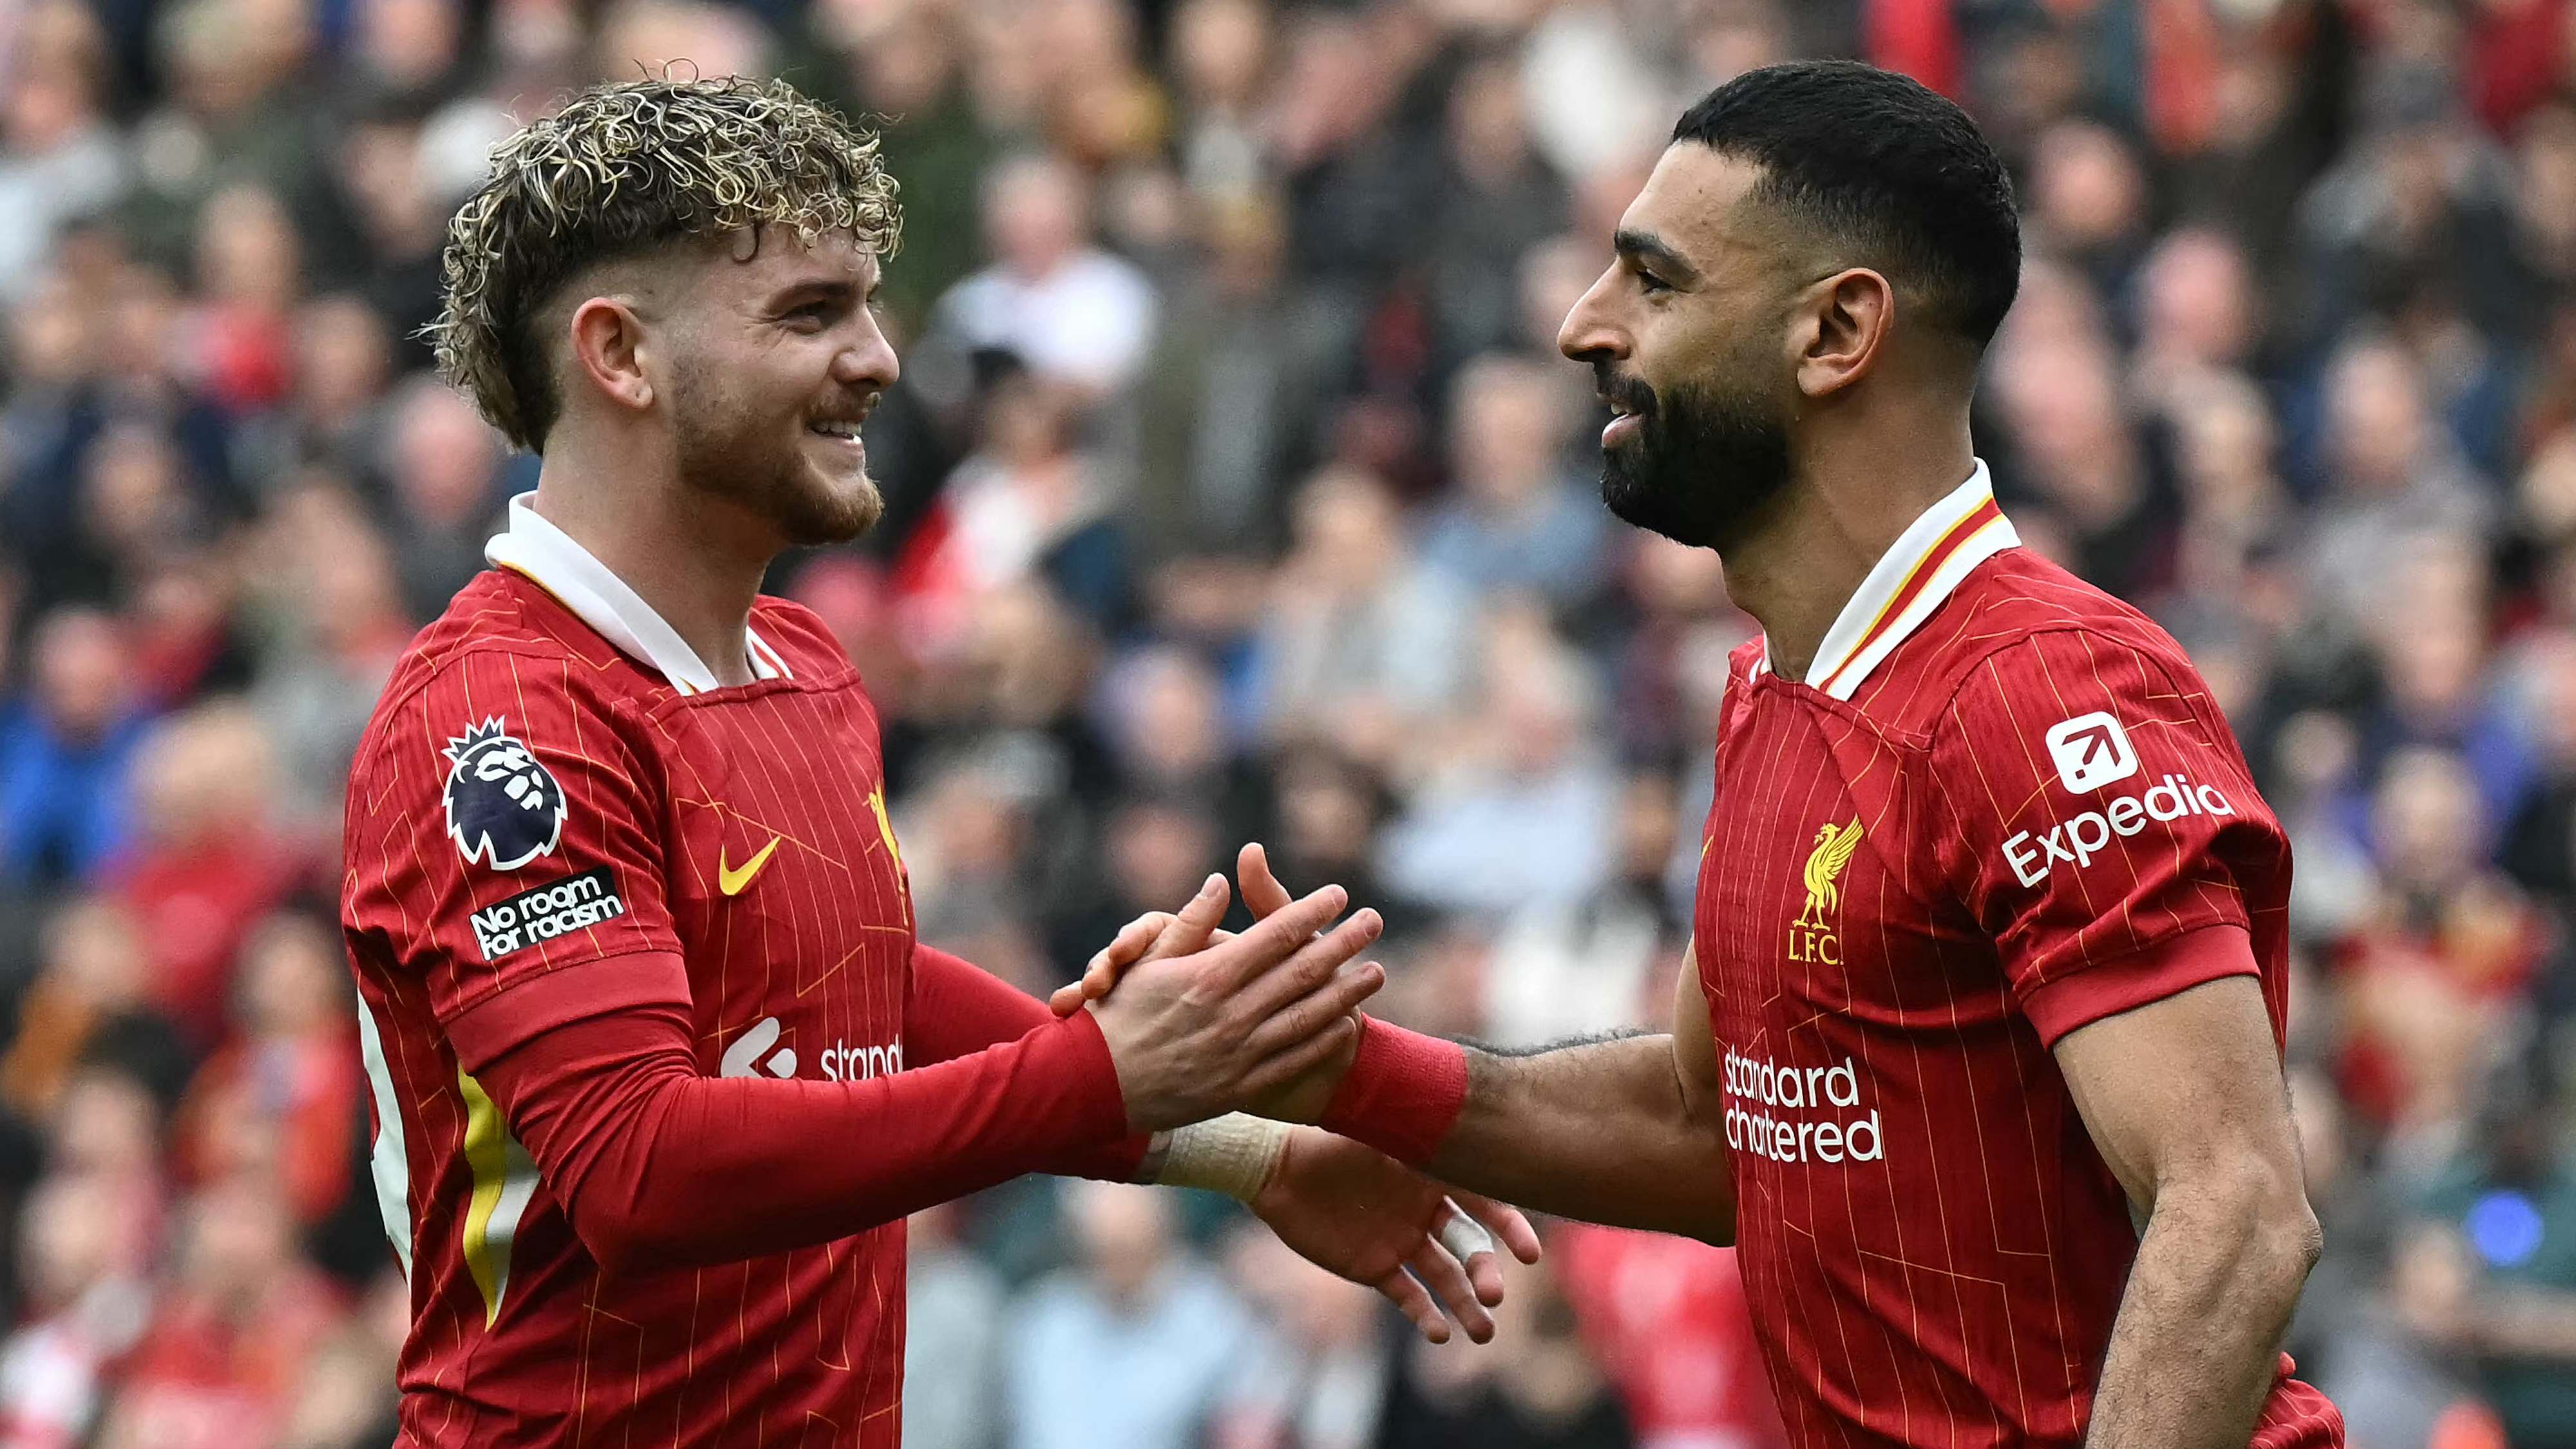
[567,296,656,417]
[1791,267,1895,401]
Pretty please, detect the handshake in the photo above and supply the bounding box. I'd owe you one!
[1050,842,1385,1133]
[1048,842,1539,1346]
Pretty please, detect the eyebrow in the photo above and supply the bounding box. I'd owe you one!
[1614,229,1701,287]
[765,276,875,310]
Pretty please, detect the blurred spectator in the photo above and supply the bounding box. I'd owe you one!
[0,895,189,1119]
[2403,1052,2576,1449]
[375,377,502,620]
[1421,354,1609,618]
[1135,193,1326,561]
[1381,607,1615,916]
[176,911,357,1227]
[99,1177,343,1448]
[0,1,128,307]
[0,610,149,891]
[1378,1253,1634,1449]
[931,153,1159,399]
[1005,1181,1276,1449]
[1216,1221,1394,1449]
[907,1202,1008,1449]
[109,704,301,1037]
[1256,466,1473,765]
[2305,335,2496,632]
[0,1173,153,1448]
[901,366,1130,643]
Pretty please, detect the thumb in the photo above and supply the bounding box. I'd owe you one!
[1237,842,1294,920]
[1149,873,1232,961]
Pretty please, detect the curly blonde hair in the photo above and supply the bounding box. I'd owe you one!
[430,73,902,451]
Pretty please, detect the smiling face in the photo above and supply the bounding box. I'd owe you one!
[656,228,901,547]
[1558,145,1809,551]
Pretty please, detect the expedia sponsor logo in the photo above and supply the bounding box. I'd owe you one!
[2044,711,2139,794]
[470,867,627,961]
[2002,773,2235,888]
[1722,1049,1884,1166]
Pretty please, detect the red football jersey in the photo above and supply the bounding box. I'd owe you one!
[342,501,920,1446]
[1692,468,2344,1448]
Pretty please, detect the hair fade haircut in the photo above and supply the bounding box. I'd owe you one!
[430,73,903,452]
[1672,61,2020,350]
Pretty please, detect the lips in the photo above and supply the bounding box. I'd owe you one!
[1593,365,1655,424]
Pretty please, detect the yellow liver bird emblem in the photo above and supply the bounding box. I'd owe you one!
[1796,818,1864,929]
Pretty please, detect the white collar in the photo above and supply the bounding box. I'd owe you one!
[485,493,790,695]
[1757,460,2018,700]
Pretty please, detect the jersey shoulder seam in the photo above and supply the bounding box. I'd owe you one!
[1922,619,2195,738]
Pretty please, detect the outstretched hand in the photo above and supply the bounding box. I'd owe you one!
[1251,1125,1544,1345]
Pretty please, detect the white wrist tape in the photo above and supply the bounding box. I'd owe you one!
[1156,1113,1291,1201]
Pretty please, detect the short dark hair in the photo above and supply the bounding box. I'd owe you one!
[1672,61,2020,349]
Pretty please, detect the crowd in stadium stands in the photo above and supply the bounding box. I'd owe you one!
[2,0,2576,1443]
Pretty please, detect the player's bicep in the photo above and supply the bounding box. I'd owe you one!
[2050,971,2301,1217]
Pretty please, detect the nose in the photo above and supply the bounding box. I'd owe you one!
[835,307,900,392]
[1557,265,1630,365]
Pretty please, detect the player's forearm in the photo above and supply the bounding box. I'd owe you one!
[2083,1171,2320,1448]
[480,1005,1133,1274]
[1432,1034,1734,1242]
[1316,1019,1733,1244]
[906,942,1153,1181]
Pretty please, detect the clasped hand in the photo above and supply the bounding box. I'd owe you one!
[1070,845,1542,1345]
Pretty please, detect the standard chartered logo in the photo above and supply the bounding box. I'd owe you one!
[1722,1049,1883,1166]
[718,1016,905,1081]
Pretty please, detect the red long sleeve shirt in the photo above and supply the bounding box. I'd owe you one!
[340,569,1140,1446]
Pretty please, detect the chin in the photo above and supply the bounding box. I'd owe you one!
[777,469,885,547]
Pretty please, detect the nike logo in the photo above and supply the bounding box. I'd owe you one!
[718,836,782,896]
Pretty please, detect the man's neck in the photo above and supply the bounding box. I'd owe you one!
[527,456,777,688]
[1723,429,1976,683]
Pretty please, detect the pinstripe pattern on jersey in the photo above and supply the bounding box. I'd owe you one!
[1695,535,2340,1448]
[342,572,916,1446]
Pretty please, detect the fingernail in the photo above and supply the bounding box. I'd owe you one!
[1201,873,1224,897]
[1355,908,1381,933]
[1325,885,1347,910]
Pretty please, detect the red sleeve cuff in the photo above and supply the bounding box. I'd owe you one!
[1320,1016,1468,1166]
[444,950,694,1074]
[1044,1007,1133,1144]
[2018,923,2258,1050]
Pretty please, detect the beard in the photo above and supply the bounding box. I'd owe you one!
[667,357,886,548]
[1595,362,1793,551]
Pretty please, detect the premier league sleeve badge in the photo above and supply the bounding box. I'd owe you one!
[443,718,569,871]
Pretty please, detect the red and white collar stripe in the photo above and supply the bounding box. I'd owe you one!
[486,492,791,695]
[1759,462,2018,700]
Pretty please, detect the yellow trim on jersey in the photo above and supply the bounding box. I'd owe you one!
[869,786,904,875]
[457,1067,541,1327]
